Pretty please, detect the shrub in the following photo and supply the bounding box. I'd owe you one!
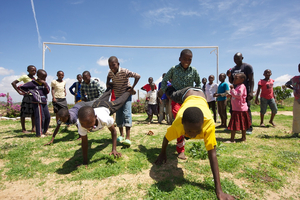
[0,93,21,118]
[132,99,146,114]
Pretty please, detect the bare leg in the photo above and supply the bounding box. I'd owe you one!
[241,130,246,141]
[260,113,265,127]
[21,117,29,133]
[269,113,276,126]
[230,130,236,142]
[178,152,187,160]
[148,115,153,125]
[125,127,130,140]
[31,115,35,132]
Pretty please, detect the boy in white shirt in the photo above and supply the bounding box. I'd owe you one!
[146,83,159,124]
[205,75,218,122]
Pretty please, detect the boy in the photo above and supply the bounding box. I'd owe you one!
[205,75,218,122]
[202,77,207,94]
[106,56,140,146]
[19,69,50,137]
[51,70,68,122]
[141,77,157,121]
[11,65,36,133]
[159,49,201,160]
[227,52,254,135]
[146,83,159,124]
[255,69,277,127]
[69,74,82,103]
[44,87,135,146]
[285,63,300,137]
[155,86,235,200]
[81,71,105,102]
[158,73,172,124]
[214,73,229,128]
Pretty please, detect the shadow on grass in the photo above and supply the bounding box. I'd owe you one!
[56,138,113,174]
[51,129,80,144]
[2,129,37,138]
[137,145,214,193]
[256,133,299,139]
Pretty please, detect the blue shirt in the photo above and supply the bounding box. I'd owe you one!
[69,82,81,102]
[217,82,229,101]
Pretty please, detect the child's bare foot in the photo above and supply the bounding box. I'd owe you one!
[22,130,30,133]
[269,121,276,127]
[178,152,187,160]
[224,140,236,143]
[147,122,151,125]
[240,138,246,142]
[260,123,265,127]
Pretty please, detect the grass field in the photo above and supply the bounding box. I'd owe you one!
[0,109,299,199]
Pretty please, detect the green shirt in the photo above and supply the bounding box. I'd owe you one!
[161,63,201,92]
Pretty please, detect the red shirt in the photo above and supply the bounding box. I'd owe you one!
[142,84,157,92]
[258,79,274,100]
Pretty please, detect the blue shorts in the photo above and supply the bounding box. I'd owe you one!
[260,97,277,115]
[116,95,132,127]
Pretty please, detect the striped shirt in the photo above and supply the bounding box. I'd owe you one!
[107,67,140,97]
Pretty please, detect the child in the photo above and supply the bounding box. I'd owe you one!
[255,69,277,127]
[69,74,82,103]
[202,77,207,94]
[11,65,36,133]
[44,87,135,146]
[205,75,218,122]
[226,73,251,143]
[141,77,157,121]
[146,83,159,124]
[19,69,50,137]
[158,73,172,124]
[51,70,68,122]
[106,56,140,146]
[81,71,105,102]
[285,63,300,137]
[214,73,229,128]
[155,86,235,200]
[159,49,201,160]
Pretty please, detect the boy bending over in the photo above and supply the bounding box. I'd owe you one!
[155,86,235,200]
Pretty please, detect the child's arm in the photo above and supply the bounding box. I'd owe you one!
[64,83,67,97]
[81,135,89,165]
[155,136,169,165]
[131,74,140,90]
[285,79,294,90]
[51,83,56,102]
[44,122,61,145]
[230,86,243,99]
[108,125,122,158]
[69,83,76,96]
[11,80,24,95]
[208,147,235,200]
[255,85,262,105]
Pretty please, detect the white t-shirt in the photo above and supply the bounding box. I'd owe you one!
[51,80,66,98]
[78,107,114,136]
[146,90,158,105]
[205,83,218,102]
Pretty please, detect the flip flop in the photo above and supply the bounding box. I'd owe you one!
[117,136,124,142]
[123,139,131,146]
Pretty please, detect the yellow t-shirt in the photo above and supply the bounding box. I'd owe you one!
[51,80,66,98]
[165,95,217,151]
[17,75,33,83]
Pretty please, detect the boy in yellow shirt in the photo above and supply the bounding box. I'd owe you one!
[155,86,235,200]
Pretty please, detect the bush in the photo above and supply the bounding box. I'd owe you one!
[132,99,146,114]
[0,93,21,118]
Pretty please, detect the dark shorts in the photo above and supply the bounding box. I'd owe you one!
[147,104,158,115]
[53,98,68,113]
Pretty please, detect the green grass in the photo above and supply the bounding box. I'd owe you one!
[0,103,299,199]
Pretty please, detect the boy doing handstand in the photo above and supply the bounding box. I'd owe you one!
[155,86,235,200]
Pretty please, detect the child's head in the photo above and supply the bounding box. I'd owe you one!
[77,74,82,83]
[57,108,70,123]
[233,73,246,85]
[208,75,215,84]
[298,63,300,73]
[148,77,153,84]
[219,73,226,82]
[202,77,207,85]
[182,107,204,138]
[162,73,166,79]
[108,56,119,74]
[179,49,193,69]
[150,83,155,91]
[37,69,47,81]
[233,52,243,66]
[82,71,91,84]
[27,65,36,76]
[57,70,64,81]
[263,69,272,79]
[78,106,97,131]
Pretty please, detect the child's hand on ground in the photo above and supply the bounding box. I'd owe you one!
[44,140,53,146]
[154,153,167,165]
[109,150,122,158]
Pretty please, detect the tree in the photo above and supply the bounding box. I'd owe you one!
[273,86,292,105]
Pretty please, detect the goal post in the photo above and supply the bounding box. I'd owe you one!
[42,42,219,82]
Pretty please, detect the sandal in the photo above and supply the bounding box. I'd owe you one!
[117,136,124,142]
[123,139,131,146]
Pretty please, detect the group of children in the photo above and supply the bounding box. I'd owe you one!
[11,49,300,200]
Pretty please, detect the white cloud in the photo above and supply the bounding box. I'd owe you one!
[0,67,14,76]
[97,56,109,66]
[274,74,293,87]
[143,7,177,24]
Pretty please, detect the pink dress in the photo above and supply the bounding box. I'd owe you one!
[228,84,251,131]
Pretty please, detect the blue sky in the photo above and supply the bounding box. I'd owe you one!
[1,0,299,103]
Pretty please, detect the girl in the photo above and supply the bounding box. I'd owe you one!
[226,73,251,143]
[11,65,36,133]
[51,70,68,122]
